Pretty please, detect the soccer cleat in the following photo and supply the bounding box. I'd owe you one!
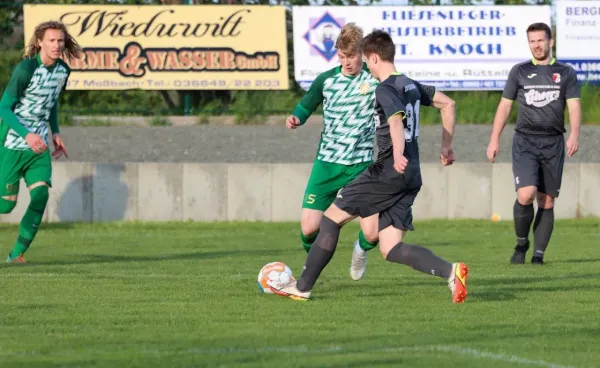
[350,240,368,281]
[6,254,26,264]
[531,256,544,265]
[267,279,311,302]
[510,243,529,264]
[448,262,469,304]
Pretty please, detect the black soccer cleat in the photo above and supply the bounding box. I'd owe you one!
[510,243,529,264]
[531,256,544,265]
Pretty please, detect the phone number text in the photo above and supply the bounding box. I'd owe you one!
[65,79,283,89]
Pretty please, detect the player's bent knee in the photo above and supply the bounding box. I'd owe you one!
[517,187,536,205]
[379,244,392,258]
[378,226,406,258]
[29,185,49,212]
[359,215,379,243]
[378,240,399,259]
[362,226,379,244]
[0,197,17,214]
[301,209,323,236]
[364,230,378,244]
[536,193,555,209]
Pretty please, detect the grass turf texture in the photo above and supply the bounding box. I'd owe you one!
[0,220,598,368]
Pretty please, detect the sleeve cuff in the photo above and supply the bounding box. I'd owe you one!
[292,104,312,125]
[387,111,405,122]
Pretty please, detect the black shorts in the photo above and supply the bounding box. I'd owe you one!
[333,156,422,232]
[512,132,565,197]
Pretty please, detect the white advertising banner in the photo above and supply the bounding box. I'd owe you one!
[293,5,552,91]
[556,1,600,84]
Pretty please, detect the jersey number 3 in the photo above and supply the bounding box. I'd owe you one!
[404,100,420,142]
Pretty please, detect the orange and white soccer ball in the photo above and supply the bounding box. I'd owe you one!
[257,262,295,294]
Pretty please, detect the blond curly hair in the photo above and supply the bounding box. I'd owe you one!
[24,20,82,61]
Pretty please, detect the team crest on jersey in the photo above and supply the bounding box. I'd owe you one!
[552,73,561,83]
[303,12,344,62]
[5,183,17,192]
[359,82,370,95]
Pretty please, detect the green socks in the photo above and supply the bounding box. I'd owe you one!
[300,230,319,253]
[301,229,378,253]
[9,186,49,259]
[358,229,378,252]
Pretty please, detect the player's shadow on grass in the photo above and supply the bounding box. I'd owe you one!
[32,248,298,266]
[57,165,130,222]
[475,272,599,286]
[462,272,600,302]
[368,272,600,303]
[551,258,600,264]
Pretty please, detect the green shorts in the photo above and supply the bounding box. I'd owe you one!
[302,159,372,211]
[0,146,52,196]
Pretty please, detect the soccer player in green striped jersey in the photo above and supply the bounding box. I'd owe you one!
[0,21,82,264]
[286,23,379,280]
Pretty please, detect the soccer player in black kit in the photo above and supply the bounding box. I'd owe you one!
[487,22,581,265]
[268,30,469,304]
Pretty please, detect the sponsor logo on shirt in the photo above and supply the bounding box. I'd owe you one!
[524,89,560,107]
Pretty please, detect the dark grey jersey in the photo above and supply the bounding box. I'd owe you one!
[503,59,580,136]
[374,73,435,164]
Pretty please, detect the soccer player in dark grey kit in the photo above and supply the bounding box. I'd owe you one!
[268,30,469,304]
[487,22,581,265]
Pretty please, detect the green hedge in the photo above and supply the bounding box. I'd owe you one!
[1,50,599,124]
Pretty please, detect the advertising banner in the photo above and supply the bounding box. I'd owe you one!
[293,5,552,91]
[556,1,600,84]
[23,4,289,90]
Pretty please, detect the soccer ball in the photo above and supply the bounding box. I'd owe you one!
[257,262,295,294]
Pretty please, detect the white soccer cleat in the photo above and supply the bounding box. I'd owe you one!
[350,240,368,281]
[267,279,311,301]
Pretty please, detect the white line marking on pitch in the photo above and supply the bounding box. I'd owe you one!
[0,344,579,367]
[146,344,578,368]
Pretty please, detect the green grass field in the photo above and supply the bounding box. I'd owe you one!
[1,220,599,368]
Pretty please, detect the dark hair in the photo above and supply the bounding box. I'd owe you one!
[361,29,395,63]
[526,22,552,40]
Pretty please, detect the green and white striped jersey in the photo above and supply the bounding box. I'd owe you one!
[292,64,378,165]
[0,53,70,151]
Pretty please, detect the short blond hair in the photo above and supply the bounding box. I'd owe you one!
[335,23,363,55]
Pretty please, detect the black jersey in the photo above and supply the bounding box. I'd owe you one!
[502,59,580,136]
[373,73,435,164]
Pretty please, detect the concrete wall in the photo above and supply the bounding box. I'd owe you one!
[0,162,597,224]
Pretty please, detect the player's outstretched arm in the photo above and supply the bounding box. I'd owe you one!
[431,91,456,166]
[287,73,327,129]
